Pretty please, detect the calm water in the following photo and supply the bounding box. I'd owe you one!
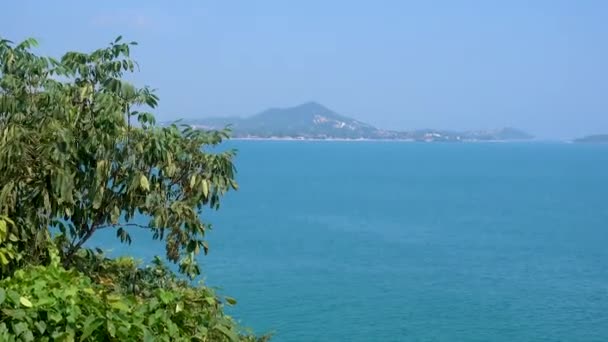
[94,142,608,341]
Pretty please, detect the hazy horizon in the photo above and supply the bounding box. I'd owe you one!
[170,100,589,140]
[4,0,607,139]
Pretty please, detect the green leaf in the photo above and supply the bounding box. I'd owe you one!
[107,321,116,337]
[2,309,25,319]
[0,220,6,239]
[225,296,237,306]
[79,316,104,341]
[13,322,27,335]
[0,289,5,304]
[6,290,20,304]
[107,295,130,311]
[140,175,150,191]
[214,325,238,341]
[49,312,62,323]
[95,160,108,183]
[143,329,155,342]
[110,301,130,311]
[34,321,46,334]
[19,296,33,307]
[22,330,34,342]
[202,179,209,198]
[92,187,104,209]
[158,290,172,304]
[116,227,132,245]
[110,206,120,224]
[0,253,9,265]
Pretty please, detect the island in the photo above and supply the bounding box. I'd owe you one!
[170,102,534,142]
[573,134,608,143]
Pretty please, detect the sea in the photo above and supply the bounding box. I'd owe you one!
[92,141,608,341]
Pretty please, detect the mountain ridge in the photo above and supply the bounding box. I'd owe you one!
[573,134,608,143]
[172,102,534,142]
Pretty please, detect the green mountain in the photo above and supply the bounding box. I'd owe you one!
[177,102,534,141]
[573,134,608,143]
[184,102,382,139]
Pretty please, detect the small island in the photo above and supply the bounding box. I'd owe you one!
[573,134,608,143]
[172,102,534,142]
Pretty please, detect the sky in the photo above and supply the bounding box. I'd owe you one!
[2,0,608,139]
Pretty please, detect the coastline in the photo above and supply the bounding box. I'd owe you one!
[230,137,545,143]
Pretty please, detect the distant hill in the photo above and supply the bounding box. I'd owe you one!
[183,102,382,139]
[573,134,608,143]
[175,102,534,141]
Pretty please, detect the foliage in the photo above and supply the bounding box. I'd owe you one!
[0,36,236,277]
[0,252,268,341]
[0,37,268,340]
[0,216,23,274]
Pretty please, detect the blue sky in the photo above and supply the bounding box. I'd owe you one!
[3,0,607,138]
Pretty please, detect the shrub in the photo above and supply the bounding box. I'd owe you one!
[0,256,268,341]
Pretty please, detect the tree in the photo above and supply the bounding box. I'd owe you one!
[0,36,237,277]
[0,36,269,341]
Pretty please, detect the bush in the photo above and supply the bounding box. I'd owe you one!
[0,251,268,341]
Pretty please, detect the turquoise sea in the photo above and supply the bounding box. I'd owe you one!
[94,141,608,341]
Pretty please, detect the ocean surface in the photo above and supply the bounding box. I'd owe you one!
[93,141,608,341]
